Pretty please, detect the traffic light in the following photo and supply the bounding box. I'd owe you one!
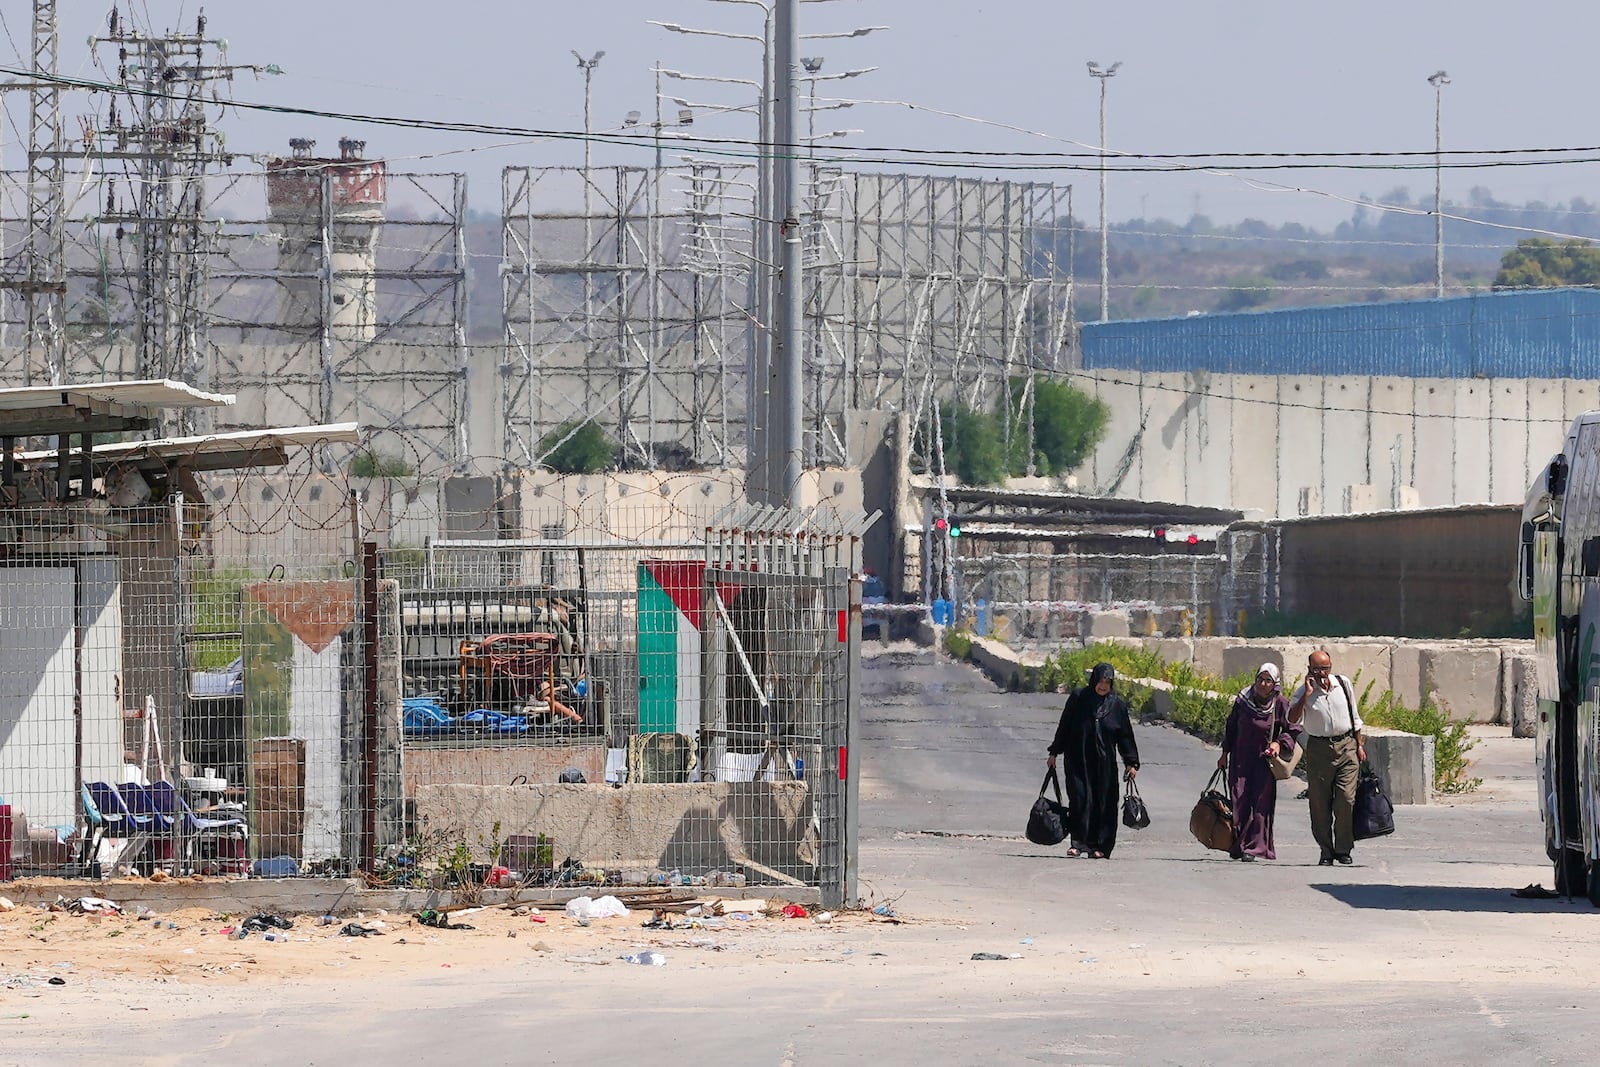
[949,522,962,538]
[1186,534,1199,545]
[933,517,948,532]
[1153,526,1167,542]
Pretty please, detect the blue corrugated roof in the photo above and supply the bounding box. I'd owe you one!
[1080,289,1600,378]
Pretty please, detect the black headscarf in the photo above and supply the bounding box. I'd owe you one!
[1088,662,1115,695]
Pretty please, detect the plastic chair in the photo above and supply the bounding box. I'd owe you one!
[116,783,175,833]
[146,781,247,876]
[78,784,106,871]
[147,781,243,835]
[85,781,156,872]
[86,781,151,837]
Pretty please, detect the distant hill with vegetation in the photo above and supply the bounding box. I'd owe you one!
[458,187,1600,340]
[1068,185,1600,321]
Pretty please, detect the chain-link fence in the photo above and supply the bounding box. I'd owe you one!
[0,464,869,907]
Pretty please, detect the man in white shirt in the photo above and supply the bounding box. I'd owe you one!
[1288,649,1366,866]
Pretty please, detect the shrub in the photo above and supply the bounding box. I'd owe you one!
[539,420,618,474]
[349,451,413,478]
[1357,683,1480,794]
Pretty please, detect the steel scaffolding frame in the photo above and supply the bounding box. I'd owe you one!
[500,162,1074,472]
[0,167,470,467]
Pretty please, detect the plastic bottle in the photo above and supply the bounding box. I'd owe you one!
[795,757,805,781]
[263,932,289,943]
[318,914,337,926]
[620,951,666,966]
[229,926,249,940]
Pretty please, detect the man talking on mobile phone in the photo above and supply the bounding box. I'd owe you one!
[1288,648,1365,866]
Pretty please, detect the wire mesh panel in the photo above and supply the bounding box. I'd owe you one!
[0,466,868,898]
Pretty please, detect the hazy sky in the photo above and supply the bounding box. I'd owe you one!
[10,1,1600,235]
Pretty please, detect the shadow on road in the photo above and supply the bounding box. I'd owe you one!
[1313,882,1589,914]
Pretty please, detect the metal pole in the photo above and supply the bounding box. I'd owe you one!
[774,0,804,504]
[1429,70,1450,298]
[574,51,603,394]
[747,9,775,503]
[1088,61,1119,322]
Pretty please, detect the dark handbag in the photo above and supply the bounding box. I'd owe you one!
[1189,768,1235,852]
[1121,776,1151,830]
[1026,767,1070,846]
[1353,762,1396,840]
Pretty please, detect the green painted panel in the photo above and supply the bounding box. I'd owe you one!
[638,568,678,734]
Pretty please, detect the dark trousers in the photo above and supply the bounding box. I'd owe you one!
[1304,734,1358,859]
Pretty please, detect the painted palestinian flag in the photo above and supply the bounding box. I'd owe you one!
[637,560,740,736]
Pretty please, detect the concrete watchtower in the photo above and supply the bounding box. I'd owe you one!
[266,137,387,342]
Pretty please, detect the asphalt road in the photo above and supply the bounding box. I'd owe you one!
[11,646,1600,1066]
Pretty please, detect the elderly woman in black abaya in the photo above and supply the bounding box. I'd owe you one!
[1046,663,1141,858]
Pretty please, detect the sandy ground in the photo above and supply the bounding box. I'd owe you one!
[0,892,903,998]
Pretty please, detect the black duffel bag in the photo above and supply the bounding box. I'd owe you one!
[1353,762,1396,840]
[1026,767,1070,846]
[1121,775,1151,830]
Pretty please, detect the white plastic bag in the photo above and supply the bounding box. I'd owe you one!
[564,894,630,920]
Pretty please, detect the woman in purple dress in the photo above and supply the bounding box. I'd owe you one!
[1217,663,1298,861]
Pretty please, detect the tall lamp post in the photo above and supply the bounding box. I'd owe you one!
[1429,69,1450,298]
[1087,60,1120,322]
[573,50,604,381]
[653,10,883,502]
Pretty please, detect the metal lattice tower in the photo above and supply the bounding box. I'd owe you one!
[20,0,64,387]
[0,8,472,470]
[87,10,244,432]
[500,161,1074,472]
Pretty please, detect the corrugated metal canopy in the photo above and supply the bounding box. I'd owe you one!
[936,484,1242,528]
[16,422,361,473]
[0,379,235,437]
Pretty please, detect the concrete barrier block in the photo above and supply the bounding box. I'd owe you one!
[1086,611,1131,639]
[1389,643,1424,710]
[968,636,1028,691]
[1152,637,1194,667]
[1191,637,1234,679]
[1222,644,1293,684]
[1506,654,1540,738]
[1324,642,1394,695]
[1364,726,1434,805]
[1419,644,1504,722]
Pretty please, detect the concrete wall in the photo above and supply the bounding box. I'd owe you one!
[1077,370,1600,518]
[405,742,607,792]
[1267,505,1524,637]
[414,780,816,876]
[201,467,868,571]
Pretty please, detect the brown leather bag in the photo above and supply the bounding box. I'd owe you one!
[1189,768,1235,852]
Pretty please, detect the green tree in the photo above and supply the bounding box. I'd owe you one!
[539,420,618,474]
[1013,377,1110,476]
[935,401,1006,485]
[1493,238,1600,289]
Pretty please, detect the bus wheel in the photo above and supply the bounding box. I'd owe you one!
[1556,849,1586,897]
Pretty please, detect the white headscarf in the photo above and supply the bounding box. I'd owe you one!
[1240,662,1281,707]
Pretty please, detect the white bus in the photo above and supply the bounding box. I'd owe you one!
[1520,412,1600,900]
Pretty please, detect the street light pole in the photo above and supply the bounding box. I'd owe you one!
[1429,70,1450,298]
[774,0,804,505]
[654,8,883,502]
[1087,60,1119,323]
[573,49,604,391]
[801,56,824,157]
